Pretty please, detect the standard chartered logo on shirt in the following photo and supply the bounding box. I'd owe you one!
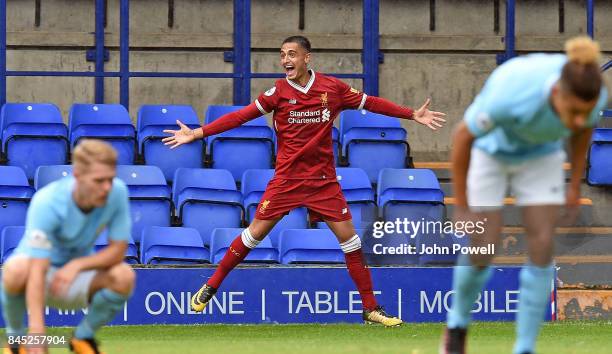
[288,109,331,124]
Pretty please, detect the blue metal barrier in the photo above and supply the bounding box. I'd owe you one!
[0,0,379,108]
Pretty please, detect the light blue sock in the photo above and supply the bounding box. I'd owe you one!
[1,286,27,337]
[513,263,554,354]
[75,288,128,339]
[447,255,493,329]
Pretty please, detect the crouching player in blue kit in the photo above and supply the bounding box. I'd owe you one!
[441,37,608,354]
[1,140,135,354]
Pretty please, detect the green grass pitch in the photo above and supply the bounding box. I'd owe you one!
[3,321,611,354]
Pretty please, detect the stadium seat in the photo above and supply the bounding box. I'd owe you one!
[0,103,69,180]
[374,168,444,265]
[140,226,209,265]
[137,105,203,181]
[417,232,468,266]
[339,110,411,182]
[95,230,140,264]
[34,165,73,190]
[116,165,173,244]
[332,126,340,166]
[173,168,244,245]
[241,169,276,221]
[587,128,612,186]
[1,226,24,263]
[209,228,278,264]
[0,166,34,233]
[278,229,344,264]
[241,168,308,246]
[69,103,136,165]
[205,105,274,183]
[335,167,377,229]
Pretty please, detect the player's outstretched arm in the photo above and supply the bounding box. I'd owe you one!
[26,258,50,335]
[412,98,447,130]
[363,96,446,131]
[162,103,263,149]
[162,120,203,149]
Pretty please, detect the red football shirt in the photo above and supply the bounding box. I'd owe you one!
[200,70,414,181]
[255,70,367,180]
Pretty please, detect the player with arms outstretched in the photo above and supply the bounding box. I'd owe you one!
[441,37,607,354]
[163,35,446,326]
[1,140,135,354]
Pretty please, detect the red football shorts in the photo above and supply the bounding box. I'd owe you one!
[254,178,352,222]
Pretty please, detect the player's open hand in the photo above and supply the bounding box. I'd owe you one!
[413,98,446,131]
[50,261,80,297]
[162,120,196,149]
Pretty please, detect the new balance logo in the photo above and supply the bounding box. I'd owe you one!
[342,208,348,214]
[289,99,297,104]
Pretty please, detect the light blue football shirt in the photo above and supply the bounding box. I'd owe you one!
[13,176,131,266]
[464,53,608,163]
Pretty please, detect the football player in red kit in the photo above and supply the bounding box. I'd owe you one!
[163,35,446,326]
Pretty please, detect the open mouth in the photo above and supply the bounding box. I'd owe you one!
[285,65,296,77]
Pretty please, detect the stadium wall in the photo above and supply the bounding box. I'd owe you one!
[4,0,612,160]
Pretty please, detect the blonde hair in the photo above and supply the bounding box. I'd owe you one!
[561,36,603,101]
[72,139,117,172]
[565,36,601,65]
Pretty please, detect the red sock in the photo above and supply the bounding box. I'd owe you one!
[207,233,252,289]
[345,248,378,311]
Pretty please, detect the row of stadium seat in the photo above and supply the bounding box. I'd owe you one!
[0,225,464,266]
[0,103,412,183]
[0,164,442,244]
[1,163,602,253]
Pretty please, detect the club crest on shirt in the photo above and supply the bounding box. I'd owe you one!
[320,92,328,108]
[475,112,493,132]
[264,87,276,96]
[350,87,360,94]
[28,229,52,250]
[259,199,271,214]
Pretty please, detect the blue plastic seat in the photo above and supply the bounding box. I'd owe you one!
[587,128,612,186]
[94,230,140,264]
[116,165,173,244]
[1,103,69,180]
[209,228,278,264]
[140,226,209,265]
[69,104,136,165]
[339,110,411,182]
[0,166,34,232]
[205,105,274,182]
[34,165,73,190]
[373,168,444,265]
[278,229,344,264]
[1,226,24,263]
[335,167,377,229]
[173,168,243,245]
[240,169,308,247]
[332,126,340,166]
[416,231,469,266]
[138,105,203,181]
[241,169,275,220]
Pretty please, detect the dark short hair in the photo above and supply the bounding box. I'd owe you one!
[282,36,311,52]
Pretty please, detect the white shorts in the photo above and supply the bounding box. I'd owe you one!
[45,266,97,310]
[467,148,566,210]
[3,256,97,310]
